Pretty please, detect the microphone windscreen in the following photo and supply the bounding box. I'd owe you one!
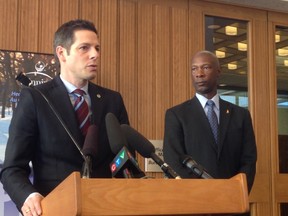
[82,124,99,157]
[15,72,32,86]
[120,124,155,158]
[105,112,128,154]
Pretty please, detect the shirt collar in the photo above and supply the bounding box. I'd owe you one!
[60,75,89,95]
[195,93,220,110]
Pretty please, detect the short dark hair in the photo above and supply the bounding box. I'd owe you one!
[53,19,98,63]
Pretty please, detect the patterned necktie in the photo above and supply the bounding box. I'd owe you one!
[73,89,90,136]
[206,100,219,144]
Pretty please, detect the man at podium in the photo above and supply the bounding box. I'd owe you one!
[0,19,129,216]
[163,50,257,216]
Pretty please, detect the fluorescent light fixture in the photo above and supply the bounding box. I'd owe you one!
[278,48,288,56]
[228,63,237,70]
[208,24,220,29]
[225,26,237,36]
[238,42,247,51]
[275,34,280,43]
[215,50,225,58]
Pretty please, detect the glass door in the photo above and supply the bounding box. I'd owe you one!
[269,11,288,216]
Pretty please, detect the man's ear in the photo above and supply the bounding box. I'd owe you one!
[217,68,221,78]
[56,46,66,62]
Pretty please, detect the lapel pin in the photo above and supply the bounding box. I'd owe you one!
[97,94,101,99]
[226,109,229,114]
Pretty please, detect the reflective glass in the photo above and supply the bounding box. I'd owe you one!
[276,26,288,174]
[205,16,248,108]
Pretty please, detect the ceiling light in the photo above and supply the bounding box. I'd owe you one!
[225,26,237,36]
[278,48,288,56]
[275,34,280,43]
[215,50,225,58]
[228,63,237,70]
[284,60,288,66]
[219,83,227,87]
[238,42,247,51]
[208,24,220,29]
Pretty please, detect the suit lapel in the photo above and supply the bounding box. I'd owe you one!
[40,76,83,146]
[190,97,218,153]
[218,99,232,157]
[88,83,105,126]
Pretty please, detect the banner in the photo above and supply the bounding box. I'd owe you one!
[0,50,58,215]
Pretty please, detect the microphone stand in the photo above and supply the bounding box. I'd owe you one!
[82,156,92,178]
[16,72,89,177]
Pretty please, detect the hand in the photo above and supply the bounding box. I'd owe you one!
[21,193,44,216]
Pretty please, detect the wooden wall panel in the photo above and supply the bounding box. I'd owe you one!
[39,0,60,53]
[154,5,170,138]
[137,2,154,137]
[0,0,18,50]
[18,0,39,52]
[249,12,273,216]
[99,0,118,90]
[171,7,189,106]
[81,0,101,84]
[59,0,79,23]
[136,2,154,174]
[188,1,203,98]
[80,0,100,24]
[119,0,137,126]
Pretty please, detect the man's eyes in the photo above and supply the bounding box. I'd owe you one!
[203,66,212,70]
[191,65,212,72]
[79,45,89,51]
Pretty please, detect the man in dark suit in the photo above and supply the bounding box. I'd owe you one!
[163,50,257,215]
[0,19,129,216]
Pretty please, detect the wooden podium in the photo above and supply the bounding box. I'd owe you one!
[41,172,249,216]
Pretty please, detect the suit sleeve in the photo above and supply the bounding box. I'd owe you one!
[0,87,39,209]
[163,109,195,178]
[239,110,257,192]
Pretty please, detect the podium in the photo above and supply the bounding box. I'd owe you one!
[41,172,249,216]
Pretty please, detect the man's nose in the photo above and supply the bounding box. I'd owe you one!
[90,48,100,59]
[195,68,205,77]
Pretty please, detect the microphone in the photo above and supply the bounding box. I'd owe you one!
[82,125,99,178]
[105,112,130,154]
[181,155,213,179]
[15,72,86,163]
[105,113,145,178]
[15,72,33,87]
[120,124,181,179]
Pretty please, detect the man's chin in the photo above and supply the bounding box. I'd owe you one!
[86,72,97,80]
[196,88,214,96]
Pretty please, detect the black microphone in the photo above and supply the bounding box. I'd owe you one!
[15,72,86,163]
[181,155,213,179]
[105,113,145,178]
[82,124,99,178]
[15,72,33,87]
[120,124,181,179]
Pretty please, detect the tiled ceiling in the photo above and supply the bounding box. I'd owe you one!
[205,0,288,13]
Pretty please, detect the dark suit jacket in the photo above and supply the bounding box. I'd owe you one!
[0,75,129,209]
[163,96,257,192]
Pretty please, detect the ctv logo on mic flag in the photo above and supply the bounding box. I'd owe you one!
[110,146,130,175]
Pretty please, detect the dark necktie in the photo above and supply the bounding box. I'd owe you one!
[206,100,219,144]
[73,89,90,136]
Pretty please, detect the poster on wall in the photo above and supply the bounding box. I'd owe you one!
[0,50,58,215]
